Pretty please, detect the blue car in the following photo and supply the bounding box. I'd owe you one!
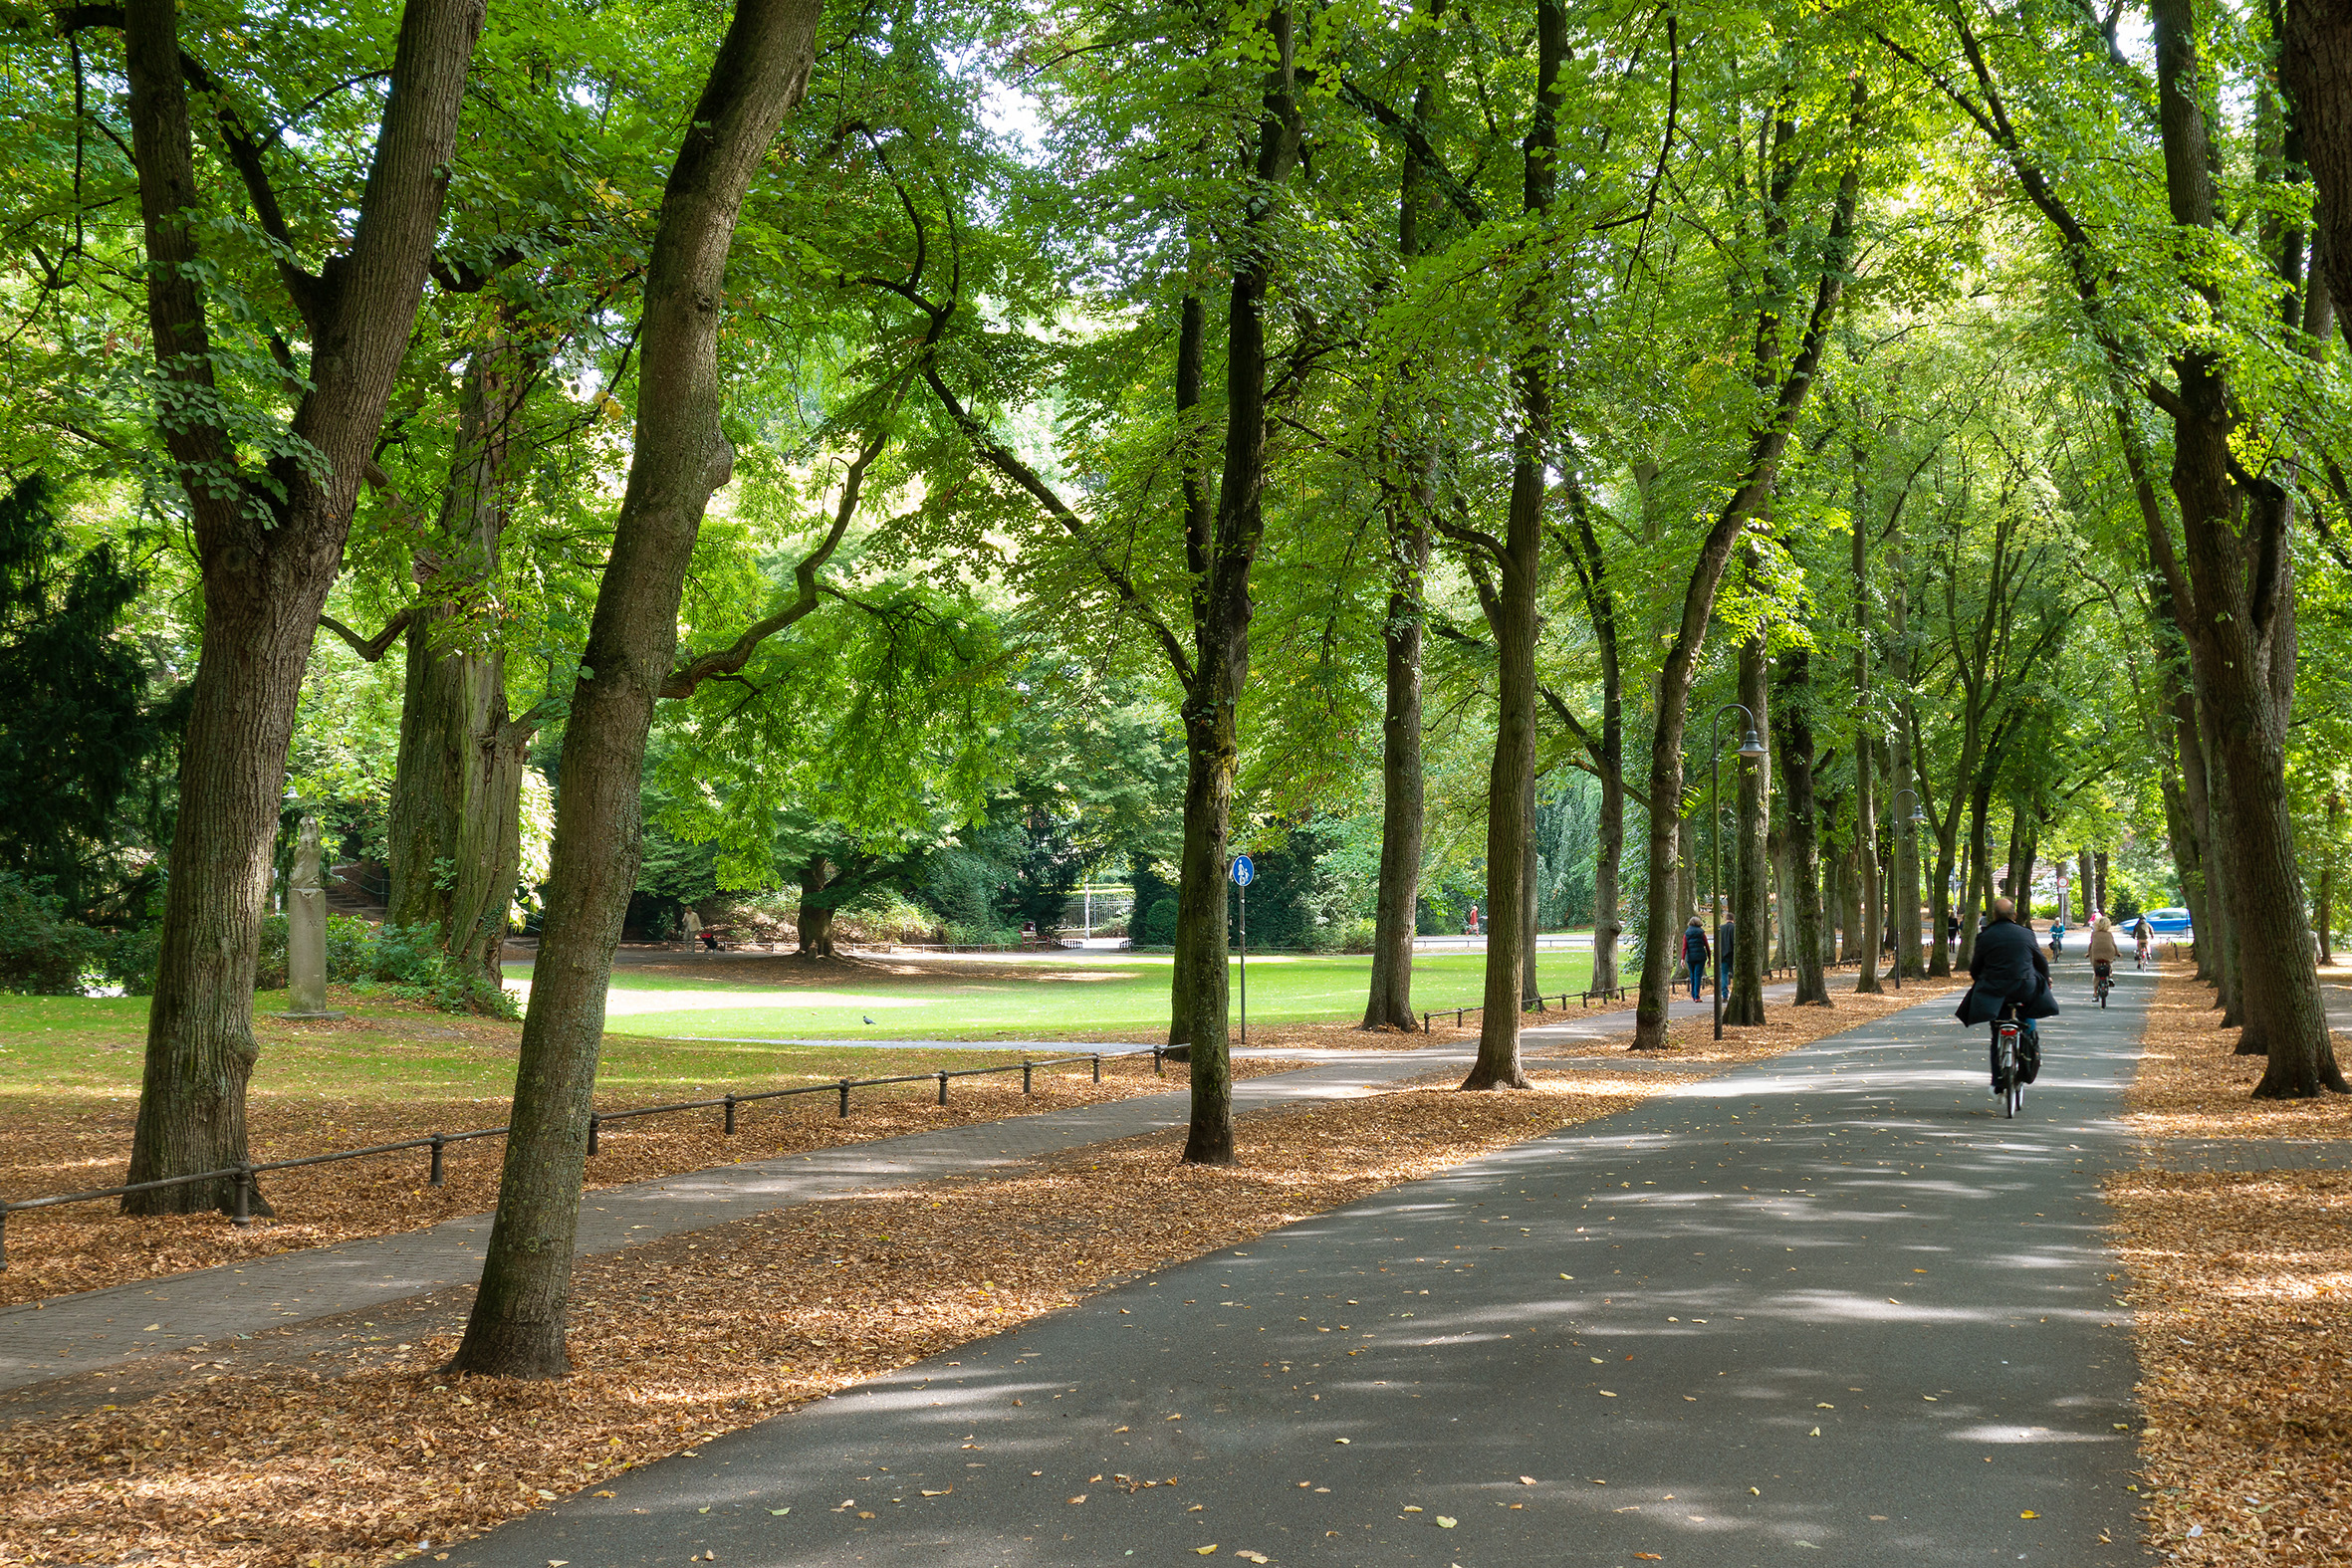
[2142,907,2194,933]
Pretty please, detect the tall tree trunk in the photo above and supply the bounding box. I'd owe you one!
[1360,0,1449,1034]
[2322,795,2341,964]
[1775,649,1829,1003]
[1460,0,1560,1091]
[118,0,485,1215]
[1958,768,1997,971]
[2094,849,2109,915]
[385,334,532,986]
[1177,8,1305,1150]
[1724,634,1770,1023]
[1852,496,1882,994]
[1361,515,1427,1029]
[1887,540,1923,981]
[2282,0,2352,358]
[1165,279,1212,1051]
[2152,0,2341,1094]
[446,0,824,1377]
[1631,85,1864,1049]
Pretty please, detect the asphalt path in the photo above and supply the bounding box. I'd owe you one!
[451,958,2148,1568]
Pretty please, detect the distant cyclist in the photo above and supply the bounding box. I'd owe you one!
[2046,917,2065,958]
[2087,914,2118,998]
[2132,914,2153,968]
[1957,897,2059,1091]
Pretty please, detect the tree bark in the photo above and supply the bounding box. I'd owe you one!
[1724,633,1769,1024]
[1631,86,1863,1049]
[795,857,837,959]
[1176,6,1305,1151]
[2282,0,2352,358]
[386,332,532,987]
[1774,649,1828,1004]
[1459,0,1560,1090]
[1167,279,1211,1052]
[2151,0,2342,1093]
[2323,795,2341,964]
[118,0,484,1215]
[447,0,823,1378]
[1851,480,1882,995]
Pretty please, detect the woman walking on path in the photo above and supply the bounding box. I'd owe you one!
[1682,916,1711,1002]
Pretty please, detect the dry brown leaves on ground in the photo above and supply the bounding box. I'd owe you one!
[0,1055,1304,1310]
[2102,965,2352,1563]
[0,1070,1678,1568]
[2123,966,2352,1142]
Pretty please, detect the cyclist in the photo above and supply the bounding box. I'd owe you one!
[2047,917,2065,958]
[1956,896,2058,1091]
[2132,914,2154,968]
[2087,914,2118,1001]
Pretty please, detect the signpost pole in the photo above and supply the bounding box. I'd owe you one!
[1230,854,1255,1045]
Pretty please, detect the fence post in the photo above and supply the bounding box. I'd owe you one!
[0,1207,9,1270]
[937,1071,949,1106]
[232,1167,254,1227]
[1152,1045,1163,1075]
[1023,1060,1034,1095]
[1093,1053,1101,1083]
[429,1135,445,1187]
[838,1079,851,1117]
[724,1094,738,1136]
[588,1114,600,1156]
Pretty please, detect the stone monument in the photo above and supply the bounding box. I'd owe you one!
[280,815,344,1019]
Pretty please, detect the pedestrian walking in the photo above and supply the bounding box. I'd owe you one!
[1682,916,1711,1002]
[1716,914,1737,998]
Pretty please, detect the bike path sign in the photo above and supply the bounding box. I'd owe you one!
[1230,854,1255,887]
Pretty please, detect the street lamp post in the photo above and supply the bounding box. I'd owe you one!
[1709,704,1768,1040]
[1891,787,1926,991]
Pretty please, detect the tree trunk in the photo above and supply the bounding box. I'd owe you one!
[2281,0,2352,358]
[446,0,824,1378]
[2094,849,2109,916]
[2323,795,2341,964]
[795,857,837,958]
[1724,634,1769,1024]
[1360,519,1427,1030]
[386,334,531,986]
[1166,275,1211,1052]
[1177,9,1305,1151]
[1958,768,1997,971]
[1631,89,1864,1049]
[1887,541,1923,981]
[1460,0,1559,1090]
[118,0,485,1215]
[1775,649,1829,1004]
[1843,496,1881,1001]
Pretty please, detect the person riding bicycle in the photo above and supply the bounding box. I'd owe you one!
[2132,914,2153,965]
[2087,914,2118,996]
[2046,917,2065,958]
[1957,897,2059,1090]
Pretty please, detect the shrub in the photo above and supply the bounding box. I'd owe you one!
[1336,916,1377,954]
[0,873,103,994]
[1141,898,1178,945]
[256,913,516,1017]
[99,926,163,996]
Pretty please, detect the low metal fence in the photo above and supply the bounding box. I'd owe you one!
[0,1047,1165,1269]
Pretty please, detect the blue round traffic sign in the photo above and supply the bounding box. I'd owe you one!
[1230,855,1255,887]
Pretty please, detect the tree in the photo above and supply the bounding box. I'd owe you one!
[76,0,488,1216]
[449,0,824,1377]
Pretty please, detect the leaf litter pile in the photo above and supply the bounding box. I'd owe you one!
[0,1053,1305,1310]
[2,985,1956,1568]
[2106,963,2352,1562]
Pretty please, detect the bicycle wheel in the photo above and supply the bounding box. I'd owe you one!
[2007,1082,2023,1116]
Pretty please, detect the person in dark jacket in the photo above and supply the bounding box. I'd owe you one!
[1957,897,2058,1088]
[1682,917,1710,1001]
[1716,915,1736,999]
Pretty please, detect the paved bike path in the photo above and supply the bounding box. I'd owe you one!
[452,965,2146,1568]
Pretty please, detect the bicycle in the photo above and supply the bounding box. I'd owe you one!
[1993,1011,2027,1118]
[2094,965,2112,1008]
[2135,941,2150,972]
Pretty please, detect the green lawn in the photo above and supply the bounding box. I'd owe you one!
[525,948,1598,1042]
[0,948,1596,1110]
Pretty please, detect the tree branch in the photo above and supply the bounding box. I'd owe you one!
[318,606,414,662]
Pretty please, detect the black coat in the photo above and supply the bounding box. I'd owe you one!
[1682,926,1710,966]
[1716,922,1737,970]
[1957,916,2058,1025]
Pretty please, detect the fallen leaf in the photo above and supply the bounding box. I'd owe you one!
[919,1489,949,1497]
[2020,1510,2038,1519]
[1334,1438,1349,1445]
[591,1491,614,1498]
[770,1507,791,1515]
[1236,1554,1269,1564]
[1635,1556,1663,1562]
[1519,1475,1536,1485]
[1194,1547,1218,1556]
[1599,1390,1617,1398]
[1068,1495,1088,1505]
[1808,1427,1820,1437]
[1435,1516,1457,1528]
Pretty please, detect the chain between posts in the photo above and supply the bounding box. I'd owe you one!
[0,1049,1136,1268]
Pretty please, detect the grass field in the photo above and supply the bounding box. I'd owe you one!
[542,947,1599,1042]
[0,948,1595,1110]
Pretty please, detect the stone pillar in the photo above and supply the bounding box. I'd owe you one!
[281,815,344,1019]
